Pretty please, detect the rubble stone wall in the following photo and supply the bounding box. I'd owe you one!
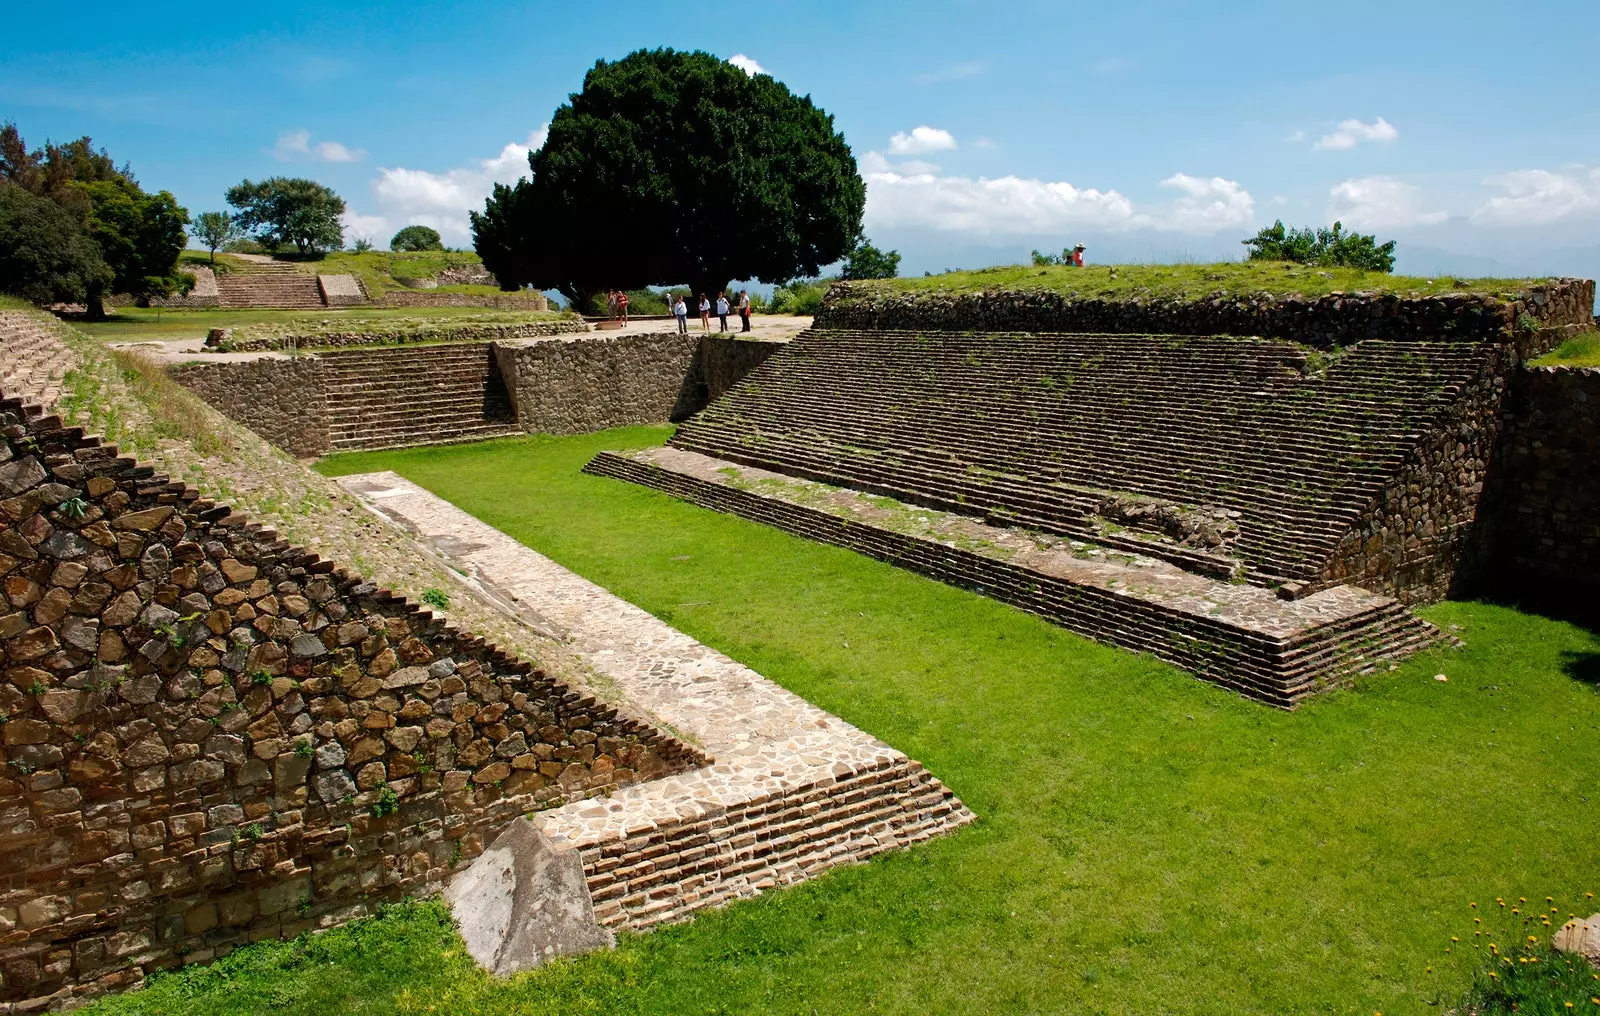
[0,399,703,1010]
[816,278,1595,348]
[377,291,548,311]
[495,333,704,434]
[1487,365,1600,589]
[167,359,332,459]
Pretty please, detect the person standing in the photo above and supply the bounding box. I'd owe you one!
[673,293,688,333]
[715,291,730,332]
[606,289,619,319]
[738,289,751,332]
[698,293,711,332]
[618,289,630,324]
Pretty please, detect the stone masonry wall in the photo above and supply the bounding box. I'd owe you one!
[210,320,587,354]
[816,278,1595,348]
[494,333,705,434]
[377,291,548,311]
[167,359,331,460]
[0,399,704,1010]
[1487,365,1600,589]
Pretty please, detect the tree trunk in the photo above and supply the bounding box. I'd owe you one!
[83,290,108,321]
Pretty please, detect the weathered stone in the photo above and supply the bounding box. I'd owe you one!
[111,506,175,532]
[1553,914,1600,967]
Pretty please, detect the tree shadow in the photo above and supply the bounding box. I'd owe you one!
[1560,650,1600,686]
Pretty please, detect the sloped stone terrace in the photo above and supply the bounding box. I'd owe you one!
[669,328,1496,587]
[586,447,1440,706]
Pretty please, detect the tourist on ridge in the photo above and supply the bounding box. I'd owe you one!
[618,289,630,324]
[673,294,689,333]
[716,292,730,332]
[1070,243,1086,267]
[606,289,619,318]
[738,289,751,332]
[699,293,711,332]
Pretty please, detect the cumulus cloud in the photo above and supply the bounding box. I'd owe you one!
[1327,176,1447,229]
[728,53,765,76]
[860,150,1250,235]
[1473,167,1600,226]
[272,129,366,163]
[888,126,958,156]
[1156,174,1255,231]
[346,127,547,246]
[1313,117,1398,151]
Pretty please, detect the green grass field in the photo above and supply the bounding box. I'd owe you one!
[1536,331,1600,368]
[72,306,563,343]
[83,427,1600,1016]
[841,260,1547,305]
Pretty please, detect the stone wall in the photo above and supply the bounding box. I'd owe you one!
[316,275,366,307]
[377,291,548,311]
[495,334,703,435]
[0,398,704,1010]
[147,267,220,310]
[167,359,331,459]
[209,320,587,354]
[816,278,1595,348]
[1487,365,1600,589]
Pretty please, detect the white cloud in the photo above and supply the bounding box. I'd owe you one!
[1472,168,1600,226]
[1328,176,1447,229]
[912,61,985,85]
[1313,117,1398,151]
[272,129,366,163]
[860,153,1251,236]
[888,126,958,156]
[347,127,547,247]
[1156,174,1255,231]
[728,53,765,76]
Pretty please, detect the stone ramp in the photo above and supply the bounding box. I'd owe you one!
[584,447,1443,706]
[0,310,80,409]
[670,328,1496,587]
[335,471,974,931]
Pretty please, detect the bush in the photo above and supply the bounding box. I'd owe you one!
[840,236,900,280]
[1242,220,1396,273]
[391,225,444,252]
[767,278,830,315]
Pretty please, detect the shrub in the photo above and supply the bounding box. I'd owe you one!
[419,587,450,611]
[767,278,830,315]
[1242,220,1396,273]
[391,225,444,252]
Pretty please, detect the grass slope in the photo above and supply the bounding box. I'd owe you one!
[841,261,1549,305]
[1534,331,1600,367]
[86,428,1600,1016]
[71,306,563,343]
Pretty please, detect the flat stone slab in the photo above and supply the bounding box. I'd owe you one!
[337,470,974,929]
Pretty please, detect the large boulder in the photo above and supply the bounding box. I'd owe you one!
[443,818,613,976]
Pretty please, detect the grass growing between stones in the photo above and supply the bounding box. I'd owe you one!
[87,426,1600,1016]
[841,260,1547,304]
[1535,331,1600,368]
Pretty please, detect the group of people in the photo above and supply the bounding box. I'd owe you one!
[668,290,750,334]
[604,288,753,334]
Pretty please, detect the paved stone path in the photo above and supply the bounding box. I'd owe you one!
[336,471,973,929]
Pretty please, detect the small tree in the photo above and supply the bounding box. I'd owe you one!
[351,236,374,253]
[193,211,237,264]
[225,177,345,256]
[391,224,444,252]
[840,235,901,280]
[1243,220,1396,273]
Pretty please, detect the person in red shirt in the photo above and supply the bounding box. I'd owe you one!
[1071,243,1086,267]
[618,290,630,324]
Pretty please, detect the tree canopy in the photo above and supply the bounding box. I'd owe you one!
[472,48,865,302]
[193,211,238,263]
[391,224,444,251]
[840,235,900,280]
[225,177,346,256]
[0,184,112,304]
[0,123,189,315]
[1242,220,1397,273]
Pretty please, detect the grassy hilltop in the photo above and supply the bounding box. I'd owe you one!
[837,261,1553,303]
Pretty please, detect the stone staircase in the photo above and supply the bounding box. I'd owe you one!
[217,258,327,309]
[670,329,1494,588]
[0,310,80,409]
[319,343,521,451]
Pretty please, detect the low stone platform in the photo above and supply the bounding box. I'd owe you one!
[335,471,973,932]
[583,447,1444,707]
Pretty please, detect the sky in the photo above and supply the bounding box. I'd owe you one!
[6,0,1600,279]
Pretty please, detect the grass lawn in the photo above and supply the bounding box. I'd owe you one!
[72,306,565,343]
[85,427,1600,1016]
[839,260,1547,305]
[1534,331,1600,368]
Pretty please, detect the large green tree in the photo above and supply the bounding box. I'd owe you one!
[472,49,865,303]
[0,123,189,316]
[0,184,113,304]
[225,177,345,256]
[391,224,444,251]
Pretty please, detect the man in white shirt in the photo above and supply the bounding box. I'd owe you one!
[716,292,730,332]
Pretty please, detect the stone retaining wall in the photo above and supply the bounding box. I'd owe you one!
[0,399,704,1010]
[816,278,1595,348]
[316,275,365,308]
[168,359,331,458]
[1488,365,1600,589]
[211,320,587,354]
[377,291,548,311]
[495,334,703,434]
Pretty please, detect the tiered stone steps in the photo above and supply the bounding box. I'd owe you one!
[671,329,1493,586]
[0,310,79,408]
[586,447,1442,706]
[217,259,326,309]
[319,343,521,451]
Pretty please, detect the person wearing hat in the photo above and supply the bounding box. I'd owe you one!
[1070,243,1086,267]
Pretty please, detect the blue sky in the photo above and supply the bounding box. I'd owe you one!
[6,0,1600,277]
